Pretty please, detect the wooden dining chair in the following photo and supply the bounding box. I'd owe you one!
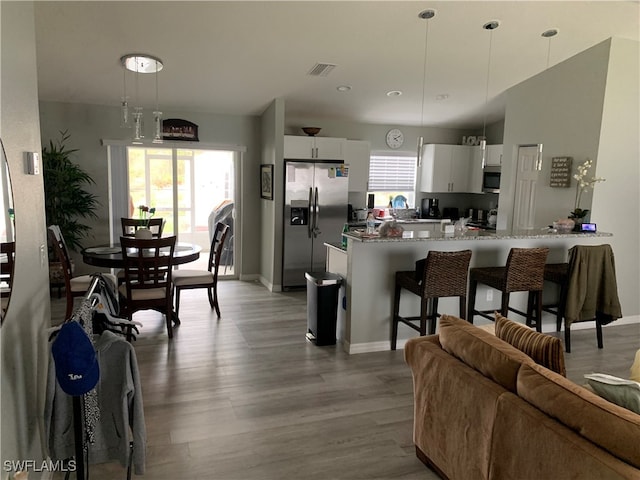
[118,235,177,338]
[48,225,117,320]
[120,217,164,238]
[1,241,15,316]
[172,222,229,318]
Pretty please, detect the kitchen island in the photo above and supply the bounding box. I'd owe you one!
[326,228,613,354]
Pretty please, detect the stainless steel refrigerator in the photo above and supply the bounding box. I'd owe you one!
[283,160,348,289]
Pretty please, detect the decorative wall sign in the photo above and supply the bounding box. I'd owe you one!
[462,135,485,146]
[550,157,572,187]
[162,118,199,141]
[260,164,274,200]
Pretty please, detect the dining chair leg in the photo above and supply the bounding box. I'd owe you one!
[596,320,604,349]
[565,322,572,353]
[500,292,510,317]
[174,288,181,317]
[459,295,467,321]
[165,311,173,338]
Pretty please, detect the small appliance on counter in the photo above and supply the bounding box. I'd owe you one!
[421,198,441,219]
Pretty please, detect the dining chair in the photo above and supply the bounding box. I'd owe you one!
[172,222,229,318]
[120,217,164,238]
[47,225,117,320]
[118,235,177,338]
[1,241,15,316]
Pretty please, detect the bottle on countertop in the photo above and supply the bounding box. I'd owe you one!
[366,213,376,235]
[341,223,349,248]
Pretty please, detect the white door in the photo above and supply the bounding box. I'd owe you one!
[513,145,542,229]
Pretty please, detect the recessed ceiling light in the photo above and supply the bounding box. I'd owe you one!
[541,28,559,38]
[418,9,436,20]
[386,90,402,97]
[483,20,500,31]
[435,94,449,101]
[337,85,352,92]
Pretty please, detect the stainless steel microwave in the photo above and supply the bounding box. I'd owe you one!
[482,169,501,193]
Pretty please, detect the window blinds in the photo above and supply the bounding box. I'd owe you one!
[368,154,417,191]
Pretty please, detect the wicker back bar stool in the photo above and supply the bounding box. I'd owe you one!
[467,247,549,331]
[391,249,472,350]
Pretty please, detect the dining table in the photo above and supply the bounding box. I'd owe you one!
[81,242,202,269]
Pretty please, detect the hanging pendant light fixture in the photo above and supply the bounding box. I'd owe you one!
[416,9,436,168]
[120,54,164,144]
[480,20,499,168]
[542,28,559,69]
[120,67,130,129]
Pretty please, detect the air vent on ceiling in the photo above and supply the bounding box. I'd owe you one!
[308,63,337,77]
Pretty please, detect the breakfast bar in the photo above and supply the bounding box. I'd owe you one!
[326,228,613,354]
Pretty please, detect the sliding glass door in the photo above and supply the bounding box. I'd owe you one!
[126,146,237,276]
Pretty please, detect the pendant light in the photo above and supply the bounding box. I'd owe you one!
[416,9,436,168]
[120,54,164,144]
[533,29,558,170]
[120,67,130,129]
[152,58,163,144]
[480,20,500,168]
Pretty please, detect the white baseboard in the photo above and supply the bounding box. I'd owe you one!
[345,315,640,354]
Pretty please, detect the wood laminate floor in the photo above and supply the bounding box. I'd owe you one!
[50,280,639,479]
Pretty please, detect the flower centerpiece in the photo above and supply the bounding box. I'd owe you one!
[138,205,156,228]
[569,159,605,223]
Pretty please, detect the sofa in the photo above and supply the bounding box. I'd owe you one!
[404,315,640,480]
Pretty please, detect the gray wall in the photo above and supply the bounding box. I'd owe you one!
[1,1,50,471]
[38,102,263,278]
[591,38,640,318]
[501,37,639,316]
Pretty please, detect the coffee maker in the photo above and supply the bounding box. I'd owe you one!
[421,198,441,219]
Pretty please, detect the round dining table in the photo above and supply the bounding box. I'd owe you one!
[82,242,202,269]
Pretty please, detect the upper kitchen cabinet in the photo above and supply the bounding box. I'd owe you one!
[345,140,371,192]
[420,144,473,192]
[486,144,503,166]
[284,135,346,160]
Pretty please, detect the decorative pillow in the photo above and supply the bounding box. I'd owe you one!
[584,373,640,415]
[494,313,566,376]
[630,349,640,383]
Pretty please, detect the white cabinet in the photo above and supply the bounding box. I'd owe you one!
[284,135,346,160]
[420,144,473,192]
[486,144,503,166]
[345,140,371,192]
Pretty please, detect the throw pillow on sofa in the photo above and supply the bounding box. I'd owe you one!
[494,313,566,376]
[584,373,640,415]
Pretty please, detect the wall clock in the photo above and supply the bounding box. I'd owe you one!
[386,129,404,149]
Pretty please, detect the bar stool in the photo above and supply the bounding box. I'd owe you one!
[467,247,549,331]
[543,244,621,352]
[392,250,472,350]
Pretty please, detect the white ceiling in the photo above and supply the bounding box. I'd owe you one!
[33,1,639,129]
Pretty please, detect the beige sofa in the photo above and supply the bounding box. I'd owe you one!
[404,315,640,480]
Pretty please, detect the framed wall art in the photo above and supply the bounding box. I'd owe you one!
[260,164,274,200]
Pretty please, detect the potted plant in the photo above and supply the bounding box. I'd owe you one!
[570,159,605,230]
[43,130,99,251]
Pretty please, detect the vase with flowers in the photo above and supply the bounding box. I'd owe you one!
[136,205,156,239]
[569,159,605,230]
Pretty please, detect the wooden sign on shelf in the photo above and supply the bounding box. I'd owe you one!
[550,157,572,188]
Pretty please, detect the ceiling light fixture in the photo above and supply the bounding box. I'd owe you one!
[386,90,402,97]
[337,85,352,92]
[416,8,436,167]
[120,54,164,144]
[480,20,500,168]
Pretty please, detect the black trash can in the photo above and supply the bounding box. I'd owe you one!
[305,272,343,346]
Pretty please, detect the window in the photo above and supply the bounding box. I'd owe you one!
[367,153,416,208]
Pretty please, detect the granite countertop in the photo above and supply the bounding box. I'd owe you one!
[344,228,612,243]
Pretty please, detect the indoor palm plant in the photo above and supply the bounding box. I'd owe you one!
[43,130,99,251]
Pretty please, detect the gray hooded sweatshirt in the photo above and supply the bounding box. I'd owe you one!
[45,330,146,474]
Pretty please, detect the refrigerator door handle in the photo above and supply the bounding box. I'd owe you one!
[313,187,319,237]
[308,187,313,238]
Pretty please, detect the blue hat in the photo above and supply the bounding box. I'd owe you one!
[52,322,99,396]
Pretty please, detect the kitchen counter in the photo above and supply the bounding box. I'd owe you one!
[344,227,611,242]
[328,227,613,355]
